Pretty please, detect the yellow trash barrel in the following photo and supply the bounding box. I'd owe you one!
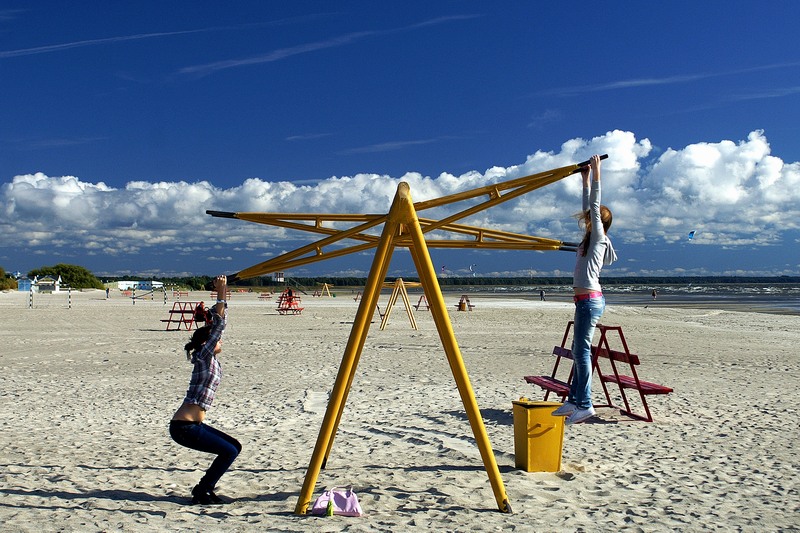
[512,399,565,472]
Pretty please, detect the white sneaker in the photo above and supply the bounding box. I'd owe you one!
[552,401,577,416]
[565,406,596,425]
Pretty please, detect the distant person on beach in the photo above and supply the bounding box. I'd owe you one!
[652,289,658,300]
[552,155,617,425]
[540,289,546,301]
[170,274,241,505]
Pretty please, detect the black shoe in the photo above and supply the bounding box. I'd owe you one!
[207,491,226,504]
[191,485,226,505]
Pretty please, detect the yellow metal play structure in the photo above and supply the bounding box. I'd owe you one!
[312,283,333,297]
[377,278,421,330]
[207,156,605,515]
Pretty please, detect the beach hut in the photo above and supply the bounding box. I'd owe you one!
[35,275,62,293]
[17,277,32,292]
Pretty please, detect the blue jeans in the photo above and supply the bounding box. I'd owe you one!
[170,420,241,492]
[569,295,605,409]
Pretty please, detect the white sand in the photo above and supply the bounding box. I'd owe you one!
[1,289,798,531]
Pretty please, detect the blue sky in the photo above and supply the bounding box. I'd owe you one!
[1,2,799,280]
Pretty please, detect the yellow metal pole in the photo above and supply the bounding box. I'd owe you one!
[321,250,395,468]
[380,280,400,330]
[398,279,418,330]
[294,189,403,515]
[402,189,513,514]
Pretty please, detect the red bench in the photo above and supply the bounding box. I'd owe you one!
[525,322,672,422]
[525,345,573,397]
[594,346,673,421]
[276,291,304,315]
[413,294,430,311]
[210,290,232,300]
[161,301,202,331]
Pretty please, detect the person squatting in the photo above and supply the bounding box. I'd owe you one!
[169,274,241,505]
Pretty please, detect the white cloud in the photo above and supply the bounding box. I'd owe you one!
[2,130,798,275]
[639,130,800,246]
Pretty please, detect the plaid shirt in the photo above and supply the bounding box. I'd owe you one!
[184,307,226,411]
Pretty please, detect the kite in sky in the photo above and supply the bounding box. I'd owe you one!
[688,230,696,240]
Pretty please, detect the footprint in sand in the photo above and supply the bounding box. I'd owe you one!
[302,390,329,414]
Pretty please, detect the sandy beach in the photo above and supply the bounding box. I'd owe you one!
[1,288,798,532]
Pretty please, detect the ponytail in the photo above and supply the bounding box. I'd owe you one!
[577,205,613,257]
[184,325,212,361]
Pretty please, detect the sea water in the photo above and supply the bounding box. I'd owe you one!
[477,283,800,315]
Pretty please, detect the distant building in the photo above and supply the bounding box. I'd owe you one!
[34,275,62,293]
[137,280,164,291]
[117,280,164,291]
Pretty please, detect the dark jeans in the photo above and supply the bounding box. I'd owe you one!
[169,420,242,492]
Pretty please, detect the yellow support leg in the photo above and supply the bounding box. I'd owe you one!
[294,193,401,515]
[379,281,399,330]
[403,192,512,514]
[397,280,418,330]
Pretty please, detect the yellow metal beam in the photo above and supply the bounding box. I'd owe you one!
[208,157,599,281]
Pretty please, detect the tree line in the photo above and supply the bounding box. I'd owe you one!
[3,264,798,292]
[0,264,106,290]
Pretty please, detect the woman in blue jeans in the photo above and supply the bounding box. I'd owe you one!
[170,274,241,505]
[553,155,617,425]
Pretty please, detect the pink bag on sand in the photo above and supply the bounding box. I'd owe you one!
[310,487,363,517]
